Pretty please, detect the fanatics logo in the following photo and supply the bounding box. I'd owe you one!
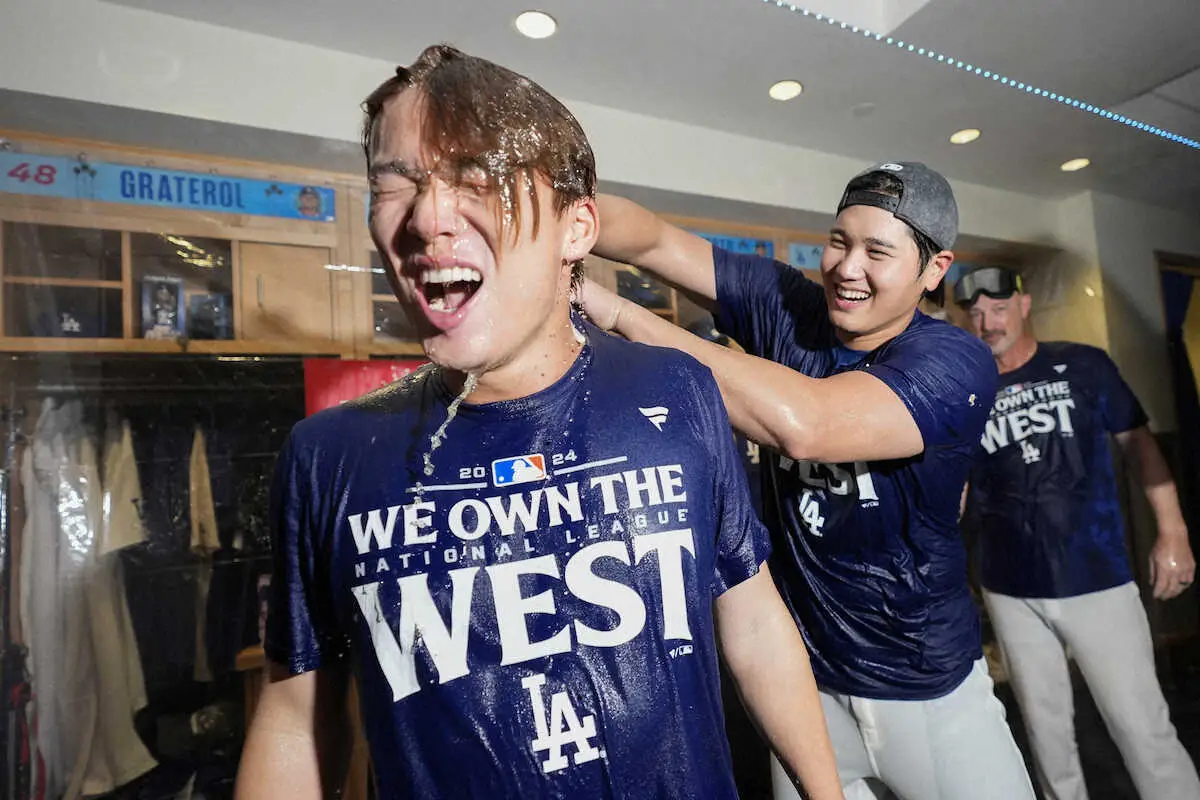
[639,406,670,431]
[491,454,548,487]
[1054,364,1067,374]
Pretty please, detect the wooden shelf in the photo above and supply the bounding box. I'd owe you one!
[3,276,123,289]
[0,335,432,359]
[367,340,425,357]
[0,337,353,356]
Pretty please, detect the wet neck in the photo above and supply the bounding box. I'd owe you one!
[444,313,583,404]
[996,334,1038,374]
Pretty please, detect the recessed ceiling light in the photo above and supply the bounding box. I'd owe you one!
[769,80,804,101]
[950,128,981,145]
[1060,157,1091,172]
[515,10,557,39]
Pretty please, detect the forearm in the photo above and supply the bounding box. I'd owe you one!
[1125,429,1187,535]
[593,194,663,264]
[236,667,352,800]
[609,298,926,463]
[237,719,327,800]
[719,578,843,799]
[612,298,810,451]
[1116,426,1195,598]
[594,194,717,303]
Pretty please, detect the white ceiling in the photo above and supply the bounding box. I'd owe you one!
[94,0,1200,213]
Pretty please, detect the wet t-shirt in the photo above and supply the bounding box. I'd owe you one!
[967,342,1147,598]
[714,248,997,701]
[266,321,770,799]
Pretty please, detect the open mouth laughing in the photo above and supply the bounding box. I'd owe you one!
[408,256,485,331]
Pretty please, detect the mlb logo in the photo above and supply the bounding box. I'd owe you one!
[492,454,548,487]
[1004,383,1024,395]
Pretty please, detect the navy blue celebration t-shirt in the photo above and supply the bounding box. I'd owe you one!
[714,248,998,701]
[266,320,770,799]
[967,341,1147,598]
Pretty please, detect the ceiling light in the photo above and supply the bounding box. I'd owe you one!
[950,128,981,145]
[1060,158,1091,172]
[1084,286,1096,297]
[515,10,557,39]
[769,80,804,102]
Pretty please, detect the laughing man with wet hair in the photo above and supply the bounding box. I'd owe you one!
[236,45,842,800]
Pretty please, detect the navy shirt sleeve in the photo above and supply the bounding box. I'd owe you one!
[1089,348,1149,433]
[264,429,347,673]
[868,322,999,449]
[687,363,772,595]
[712,246,828,363]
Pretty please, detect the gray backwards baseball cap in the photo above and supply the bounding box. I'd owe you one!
[837,161,959,251]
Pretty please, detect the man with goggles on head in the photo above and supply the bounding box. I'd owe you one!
[958,265,1200,800]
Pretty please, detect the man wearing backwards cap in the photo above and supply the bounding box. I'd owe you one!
[578,163,1035,799]
[957,267,1200,800]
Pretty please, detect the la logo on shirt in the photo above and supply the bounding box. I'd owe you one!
[777,456,880,537]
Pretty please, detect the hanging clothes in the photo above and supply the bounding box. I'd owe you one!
[189,426,219,684]
[18,402,157,800]
[76,418,158,797]
[20,398,72,797]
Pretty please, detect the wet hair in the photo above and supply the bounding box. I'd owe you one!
[843,171,946,306]
[362,45,597,287]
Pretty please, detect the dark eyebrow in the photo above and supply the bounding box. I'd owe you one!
[830,227,897,251]
[368,159,422,181]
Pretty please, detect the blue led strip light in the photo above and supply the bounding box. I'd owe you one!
[760,0,1200,150]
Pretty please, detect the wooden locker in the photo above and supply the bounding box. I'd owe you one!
[239,242,336,345]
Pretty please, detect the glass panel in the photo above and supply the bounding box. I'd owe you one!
[4,284,123,337]
[374,299,417,341]
[617,267,672,310]
[2,352,306,798]
[370,249,392,296]
[2,222,122,280]
[130,233,234,339]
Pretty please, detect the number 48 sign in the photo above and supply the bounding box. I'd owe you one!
[7,162,58,185]
[0,153,74,200]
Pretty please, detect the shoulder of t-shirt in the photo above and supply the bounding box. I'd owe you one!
[590,327,724,417]
[288,365,437,449]
[896,313,995,361]
[592,325,716,387]
[886,313,998,385]
[1043,340,1113,367]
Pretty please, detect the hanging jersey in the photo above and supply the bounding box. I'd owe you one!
[713,247,997,701]
[266,321,770,799]
[967,341,1147,598]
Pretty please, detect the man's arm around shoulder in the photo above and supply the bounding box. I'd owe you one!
[595,194,718,306]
